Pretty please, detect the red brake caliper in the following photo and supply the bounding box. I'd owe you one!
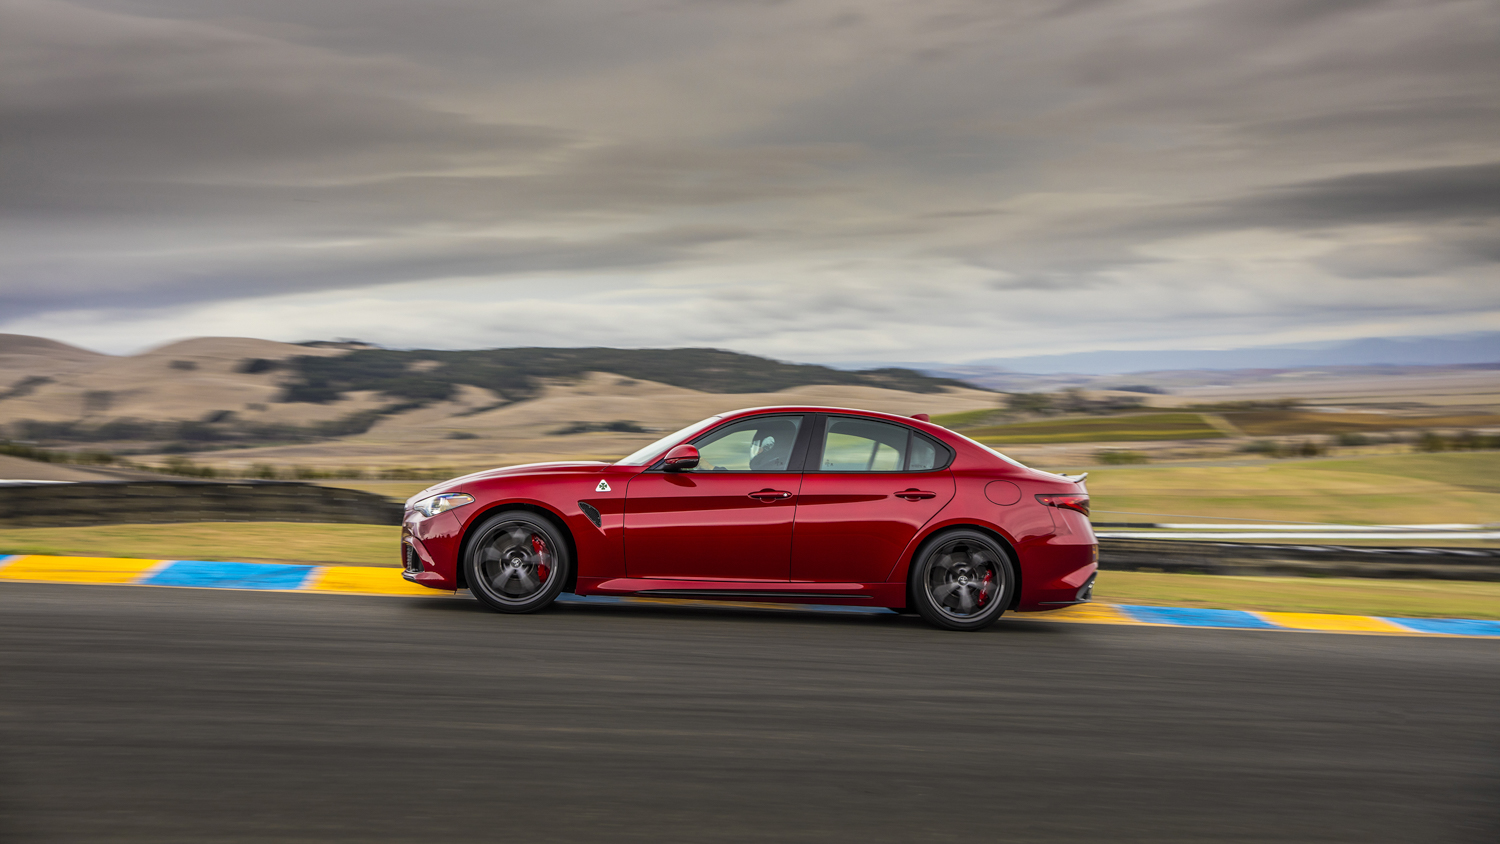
[531,536,550,581]
[977,570,993,606]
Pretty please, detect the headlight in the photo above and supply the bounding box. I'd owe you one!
[410,492,474,517]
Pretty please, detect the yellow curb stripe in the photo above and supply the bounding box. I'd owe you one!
[1257,611,1411,634]
[1012,603,1147,625]
[305,566,448,596]
[1,556,1494,638]
[0,555,163,584]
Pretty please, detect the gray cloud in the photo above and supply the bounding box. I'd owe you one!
[1234,162,1500,227]
[1315,234,1500,279]
[0,0,1497,359]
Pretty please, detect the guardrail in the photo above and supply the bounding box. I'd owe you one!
[0,480,402,528]
[1099,538,1500,581]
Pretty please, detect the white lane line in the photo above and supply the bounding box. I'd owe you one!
[1152,523,1487,531]
[1096,531,1500,540]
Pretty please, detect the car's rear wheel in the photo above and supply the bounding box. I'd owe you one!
[909,530,1014,631]
[465,511,571,614]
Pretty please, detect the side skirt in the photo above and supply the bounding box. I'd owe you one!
[575,577,905,608]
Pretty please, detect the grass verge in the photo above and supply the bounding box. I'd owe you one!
[1093,570,1500,619]
[0,522,399,567]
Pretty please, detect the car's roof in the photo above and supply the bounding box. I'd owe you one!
[711,405,1057,480]
[714,405,958,445]
[717,405,932,423]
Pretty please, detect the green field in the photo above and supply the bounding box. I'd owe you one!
[1078,451,1500,526]
[967,412,1224,444]
[1227,410,1500,436]
[929,407,1006,429]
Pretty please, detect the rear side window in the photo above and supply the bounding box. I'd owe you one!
[816,417,951,472]
[909,434,942,471]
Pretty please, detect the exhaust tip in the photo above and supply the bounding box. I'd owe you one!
[1076,574,1096,603]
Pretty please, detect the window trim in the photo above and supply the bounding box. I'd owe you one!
[807,413,954,474]
[645,413,813,473]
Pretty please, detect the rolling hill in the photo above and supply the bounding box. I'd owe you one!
[0,336,996,471]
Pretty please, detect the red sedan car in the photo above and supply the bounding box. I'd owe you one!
[401,406,1096,631]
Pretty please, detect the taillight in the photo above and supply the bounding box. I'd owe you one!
[1036,493,1090,517]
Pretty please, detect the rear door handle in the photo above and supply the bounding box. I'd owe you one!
[895,489,937,500]
[748,489,793,501]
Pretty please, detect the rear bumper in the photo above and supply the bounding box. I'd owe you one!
[1016,537,1098,611]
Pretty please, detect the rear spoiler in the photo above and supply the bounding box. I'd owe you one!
[1059,472,1088,486]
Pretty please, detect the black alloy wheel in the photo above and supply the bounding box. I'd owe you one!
[909,530,1014,631]
[465,511,571,614]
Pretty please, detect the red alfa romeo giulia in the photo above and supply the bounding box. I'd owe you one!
[401,406,1096,630]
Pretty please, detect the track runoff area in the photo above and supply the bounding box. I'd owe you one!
[2,553,1496,638]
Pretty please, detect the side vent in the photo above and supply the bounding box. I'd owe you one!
[578,500,602,528]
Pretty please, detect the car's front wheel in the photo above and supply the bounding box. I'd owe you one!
[465,511,571,614]
[909,530,1014,631]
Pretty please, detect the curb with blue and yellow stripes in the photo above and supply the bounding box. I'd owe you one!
[1,554,1496,638]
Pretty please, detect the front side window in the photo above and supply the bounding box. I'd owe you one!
[689,415,804,472]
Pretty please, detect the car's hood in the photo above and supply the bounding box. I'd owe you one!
[406,461,610,506]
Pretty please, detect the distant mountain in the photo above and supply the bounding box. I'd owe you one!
[965,332,1500,375]
[279,347,975,404]
[0,334,103,361]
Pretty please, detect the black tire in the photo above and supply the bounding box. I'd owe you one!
[465,511,571,614]
[908,529,1014,631]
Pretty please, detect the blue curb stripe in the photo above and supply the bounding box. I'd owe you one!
[4,554,1498,636]
[1380,617,1500,637]
[1119,605,1281,629]
[143,561,316,590]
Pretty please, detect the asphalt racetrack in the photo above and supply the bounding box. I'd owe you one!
[1,583,1495,843]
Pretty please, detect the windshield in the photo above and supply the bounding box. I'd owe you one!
[614,415,724,466]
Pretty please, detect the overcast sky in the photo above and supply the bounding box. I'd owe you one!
[1,0,1496,361]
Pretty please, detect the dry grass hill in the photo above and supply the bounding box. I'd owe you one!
[4,333,1496,480]
[0,335,999,475]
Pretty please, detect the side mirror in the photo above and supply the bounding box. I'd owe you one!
[661,444,700,472]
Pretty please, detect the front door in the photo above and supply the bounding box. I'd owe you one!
[791,416,955,584]
[625,415,806,580]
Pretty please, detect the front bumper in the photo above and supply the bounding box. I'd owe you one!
[401,509,465,590]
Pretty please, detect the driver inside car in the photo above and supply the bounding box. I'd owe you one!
[747,420,797,471]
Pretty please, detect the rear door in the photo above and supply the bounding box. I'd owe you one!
[625,414,809,580]
[790,415,955,584]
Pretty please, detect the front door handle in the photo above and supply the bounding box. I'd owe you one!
[894,489,937,500]
[748,489,793,501]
